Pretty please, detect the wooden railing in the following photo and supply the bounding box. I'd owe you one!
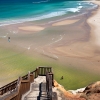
[0,67,53,100]
[46,72,54,100]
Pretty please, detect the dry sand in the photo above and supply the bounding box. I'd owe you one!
[87,1,100,47]
[18,26,45,32]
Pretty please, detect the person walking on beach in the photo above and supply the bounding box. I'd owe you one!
[8,37,10,42]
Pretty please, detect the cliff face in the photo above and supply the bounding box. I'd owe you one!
[54,80,86,100]
[54,80,100,100]
[82,81,100,100]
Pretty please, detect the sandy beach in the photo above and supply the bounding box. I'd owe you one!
[88,1,100,46]
[0,0,100,88]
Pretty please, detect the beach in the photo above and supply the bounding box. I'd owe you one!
[0,0,100,89]
[88,1,100,46]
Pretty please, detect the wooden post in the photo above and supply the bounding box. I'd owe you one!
[37,67,39,76]
[30,74,34,83]
[28,71,31,91]
[36,68,38,78]
[44,68,46,75]
[40,67,43,75]
[15,76,22,100]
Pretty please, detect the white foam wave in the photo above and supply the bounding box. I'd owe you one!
[85,2,98,10]
[0,2,97,27]
[78,6,83,9]
[91,4,98,9]
[46,12,87,24]
[89,2,94,5]
[32,0,49,4]
[0,11,66,26]
[78,3,81,6]
[67,8,80,13]
[64,5,83,13]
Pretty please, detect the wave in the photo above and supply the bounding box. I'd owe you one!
[32,0,50,3]
[0,11,66,26]
[62,5,83,13]
[78,3,81,6]
[0,7,83,26]
[48,12,87,24]
[80,1,98,9]
[89,3,98,10]
[65,7,80,13]
[0,1,98,26]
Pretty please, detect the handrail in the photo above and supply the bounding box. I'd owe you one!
[0,80,18,95]
[46,71,53,100]
[0,67,53,100]
[38,67,52,76]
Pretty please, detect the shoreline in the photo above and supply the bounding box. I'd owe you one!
[0,1,98,27]
[87,0,100,47]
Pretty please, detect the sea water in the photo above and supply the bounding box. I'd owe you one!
[0,0,98,26]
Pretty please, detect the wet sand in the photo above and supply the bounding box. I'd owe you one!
[19,26,45,32]
[52,19,79,26]
[0,9,99,72]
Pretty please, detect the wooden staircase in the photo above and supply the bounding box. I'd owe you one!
[23,76,57,100]
[0,67,58,100]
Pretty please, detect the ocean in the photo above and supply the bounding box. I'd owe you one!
[0,0,98,26]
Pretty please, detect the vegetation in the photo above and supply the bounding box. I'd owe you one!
[0,48,99,89]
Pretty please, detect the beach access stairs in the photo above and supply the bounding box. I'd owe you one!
[0,67,58,100]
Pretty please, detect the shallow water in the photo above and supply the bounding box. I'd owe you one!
[0,0,98,26]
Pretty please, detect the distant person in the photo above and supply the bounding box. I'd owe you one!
[8,37,10,42]
[61,76,63,80]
